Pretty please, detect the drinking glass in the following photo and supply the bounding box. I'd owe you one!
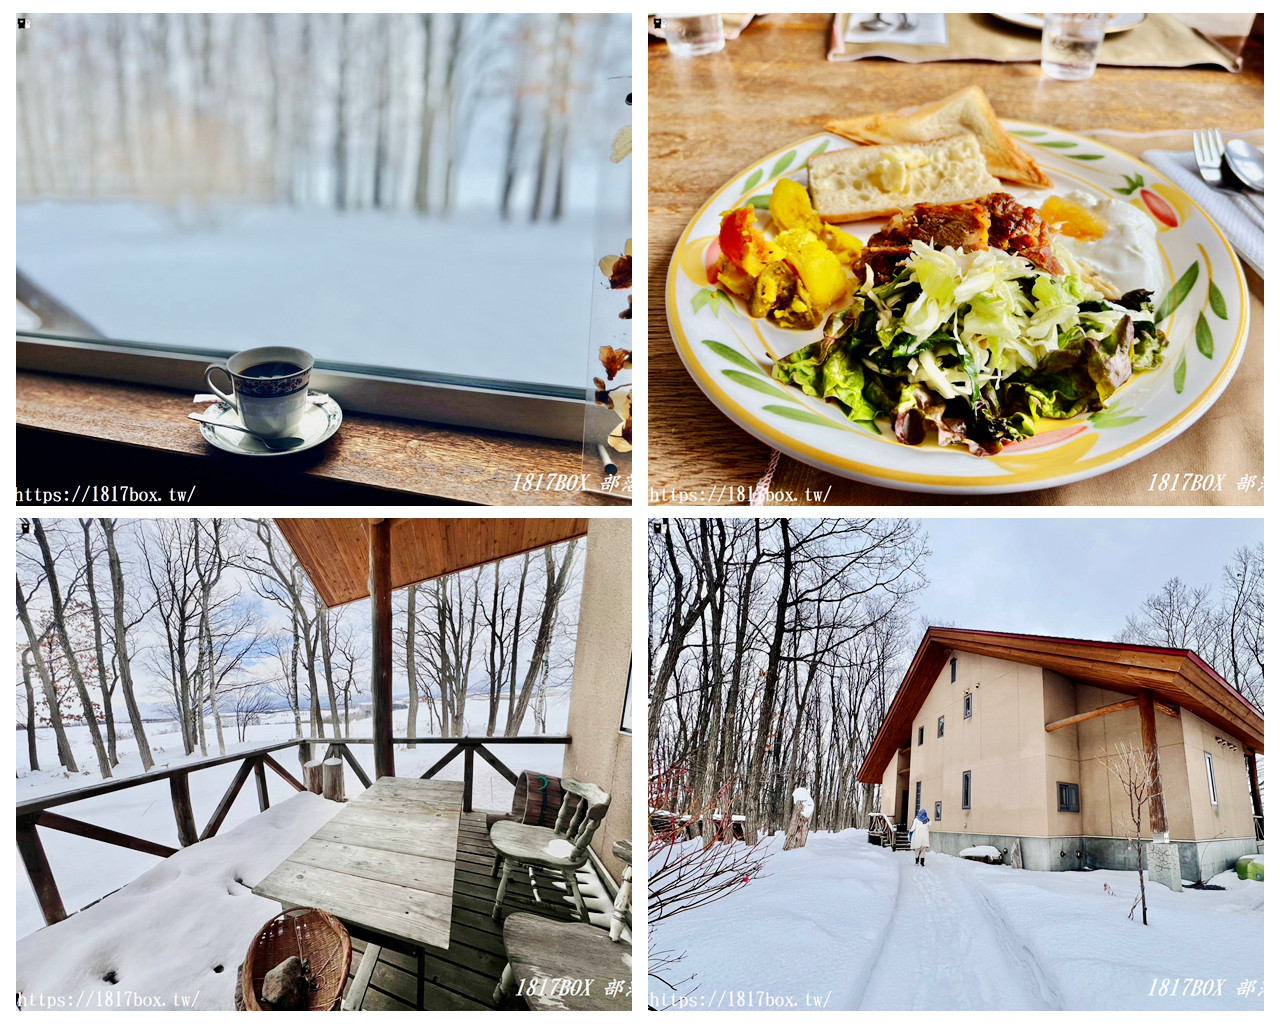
[663,14,725,58]
[1041,13,1109,82]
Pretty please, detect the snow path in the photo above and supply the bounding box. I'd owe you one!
[857,850,1064,1010]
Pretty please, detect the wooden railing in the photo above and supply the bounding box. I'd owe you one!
[16,733,571,929]
[868,812,896,848]
[305,735,571,813]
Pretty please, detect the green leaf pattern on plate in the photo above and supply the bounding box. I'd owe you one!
[740,168,763,195]
[691,287,740,319]
[722,369,801,403]
[770,150,797,179]
[1208,279,1228,320]
[1153,261,1199,324]
[702,339,763,373]
[763,405,855,431]
[1090,406,1143,429]
[1173,352,1187,394]
[1195,312,1214,359]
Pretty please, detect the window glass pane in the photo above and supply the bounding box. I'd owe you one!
[937,715,944,737]
[17,14,630,391]
[934,801,941,821]
[1205,752,1217,803]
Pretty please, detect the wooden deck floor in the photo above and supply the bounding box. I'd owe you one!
[342,811,611,1010]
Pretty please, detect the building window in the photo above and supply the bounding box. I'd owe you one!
[937,715,945,738]
[1205,752,1218,805]
[934,801,942,821]
[950,657,957,682]
[918,725,924,746]
[963,692,973,719]
[962,771,971,810]
[1057,782,1080,813]
[915,781,922,815]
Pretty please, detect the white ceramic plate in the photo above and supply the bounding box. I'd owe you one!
[196,394,342,456]
[666,125,1249,494]
[995,13,1146,34]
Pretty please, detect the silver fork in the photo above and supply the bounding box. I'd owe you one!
[1193,128,1264,220]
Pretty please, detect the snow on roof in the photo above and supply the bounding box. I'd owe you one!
[17,792,343,1011]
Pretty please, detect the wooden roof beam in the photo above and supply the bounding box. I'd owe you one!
[1045,698,1178,732]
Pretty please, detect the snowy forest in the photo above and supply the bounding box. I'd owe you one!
[648,519,1264,839]
[16,14,630,388]
[16,518,583,781]
[17,13,628,218]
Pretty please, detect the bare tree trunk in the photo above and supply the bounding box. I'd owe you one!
[506,542,576,735]
[101,519,153,770]
[22,648,41,771]
[406,584,419,741]
[16,583,78,772]
[33,519,112,778]
[413,14,435,213]
[81,520,119,767]
[317,599,342,738]
[332,13,349,210]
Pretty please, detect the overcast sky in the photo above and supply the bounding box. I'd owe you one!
[913,518,1262,641]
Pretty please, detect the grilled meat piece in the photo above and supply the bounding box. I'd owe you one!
[851,245,915,283]
[860,192,1064,280]
[867,200,991,252]
[981,192,1064,275]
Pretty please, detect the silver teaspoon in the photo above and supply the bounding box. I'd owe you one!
[187,414,306,451]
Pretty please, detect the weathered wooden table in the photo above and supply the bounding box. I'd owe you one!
[253,778,463,952]
[495,913,632,1011]
[649,13,1264,506]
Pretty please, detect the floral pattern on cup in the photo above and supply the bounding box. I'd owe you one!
[233,371,310,398]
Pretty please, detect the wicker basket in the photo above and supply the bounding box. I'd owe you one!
[239,908,351,1011]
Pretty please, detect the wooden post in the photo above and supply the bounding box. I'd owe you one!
[17,816,67,926]
[1245,749,1263,827]
[170,774,199,848]
[463,745,474,814]
[322,757,346,802]
[254,757,270,812]
[1137,690,1168,836]
[298,740,312,773]
[369,518,395,780]
[305,759,325,795]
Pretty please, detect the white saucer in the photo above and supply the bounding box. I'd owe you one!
[196,394,342,457]
[995,13,1145,34]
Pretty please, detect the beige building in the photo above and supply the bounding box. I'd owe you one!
[858,629,1264,887]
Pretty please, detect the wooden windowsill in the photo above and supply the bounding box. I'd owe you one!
[17,371,627,506]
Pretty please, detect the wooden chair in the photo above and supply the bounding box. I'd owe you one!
[489,778,610,922]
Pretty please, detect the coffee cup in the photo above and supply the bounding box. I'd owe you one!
[205,346,314,439]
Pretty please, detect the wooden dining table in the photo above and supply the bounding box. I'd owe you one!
[648,13,1264,506]
[253,777,463,951]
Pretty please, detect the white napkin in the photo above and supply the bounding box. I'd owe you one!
[1142,148,1264,276]
[843,13,947,46]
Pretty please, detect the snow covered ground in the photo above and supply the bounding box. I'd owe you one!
[651,829,1264,1011]
[18,793,342,1011]
[17,696,571,941]
[18,201,608,388]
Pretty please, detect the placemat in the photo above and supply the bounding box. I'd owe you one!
[828,13,1240,71]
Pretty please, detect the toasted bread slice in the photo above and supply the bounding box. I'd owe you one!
[807,135,1001,223]
[825,86,1051,189]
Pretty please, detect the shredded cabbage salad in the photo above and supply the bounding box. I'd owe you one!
[772,240,1168,456]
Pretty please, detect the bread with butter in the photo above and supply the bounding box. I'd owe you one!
[825,86,1052,189]
[807,135,1001,223]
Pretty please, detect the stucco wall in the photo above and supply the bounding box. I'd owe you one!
[560,518,632,882]
[908,653,1050,842]
[1178,708,1255,841]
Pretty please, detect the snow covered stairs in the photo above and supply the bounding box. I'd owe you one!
[892,824,910,851]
